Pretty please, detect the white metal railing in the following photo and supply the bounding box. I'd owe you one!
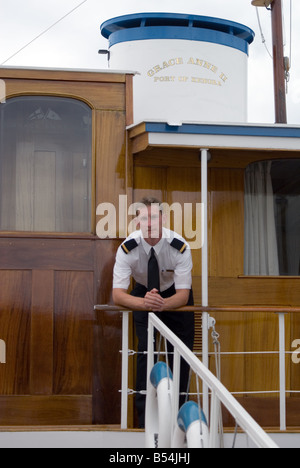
[200,305,300,432]
[94,304,300,439]
[146,312,278,448]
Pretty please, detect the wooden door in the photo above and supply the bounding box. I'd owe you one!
[0,69,131,426]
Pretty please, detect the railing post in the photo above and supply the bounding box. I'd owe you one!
[277,312,287,431]
[147,315,155,385]
[209,389,219,448]
[121,311,129,429]
[172,348,181,432]
[201,148,210,421]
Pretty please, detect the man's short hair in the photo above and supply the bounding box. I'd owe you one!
[135,197,163,216]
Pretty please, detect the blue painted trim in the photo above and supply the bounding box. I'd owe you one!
[101,13,254,55]
[144,122,300,139]
[177,401,208,432]
[150,362,173,389]
[106,26,249,55]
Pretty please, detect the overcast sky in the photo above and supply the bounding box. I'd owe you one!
[0,0,299,124]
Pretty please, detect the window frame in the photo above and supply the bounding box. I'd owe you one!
[244,158,300,277]
[0,94,95,236]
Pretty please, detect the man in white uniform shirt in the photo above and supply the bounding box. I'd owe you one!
[113,197,194,427]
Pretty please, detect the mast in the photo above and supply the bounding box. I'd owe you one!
[252,0,287,123]
[271,0,287,123]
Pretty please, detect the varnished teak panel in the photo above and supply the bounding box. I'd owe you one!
[30,270,54,395]
[0,239,123,425]
[0,238,95,270]
[0,271,31,395]
[54,271,94,395]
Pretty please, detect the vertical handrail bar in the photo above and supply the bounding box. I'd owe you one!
[121,310,129,429]
[201,148,210,422]
[277,312,287,431]
[209,389,219,448]
[171,348,181,433]
[146,314,155,390]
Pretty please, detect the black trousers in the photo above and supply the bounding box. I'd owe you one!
[131,283,195,428]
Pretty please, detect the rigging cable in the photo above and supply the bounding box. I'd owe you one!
[289,0,292,69]
[255,6,273,59]
[1,0,89,65]
[286,0,292,91]
[283,0,292,92]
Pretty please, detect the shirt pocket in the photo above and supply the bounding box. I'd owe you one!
[161,268,175,279]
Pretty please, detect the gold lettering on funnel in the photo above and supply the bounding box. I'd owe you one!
[147,57,228,86]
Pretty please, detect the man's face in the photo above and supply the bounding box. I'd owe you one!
[138,205,163,243]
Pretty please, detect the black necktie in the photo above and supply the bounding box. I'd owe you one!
[147,247,160,291]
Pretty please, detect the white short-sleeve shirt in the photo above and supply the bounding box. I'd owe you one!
[113,228,193,292]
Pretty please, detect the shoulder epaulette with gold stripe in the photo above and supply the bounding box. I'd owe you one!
[121,239,138,254]
[170,238,187,254]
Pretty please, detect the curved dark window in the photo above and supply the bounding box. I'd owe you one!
[244,159,300,276]
[272,160,300,275]
[0,96,92,232]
